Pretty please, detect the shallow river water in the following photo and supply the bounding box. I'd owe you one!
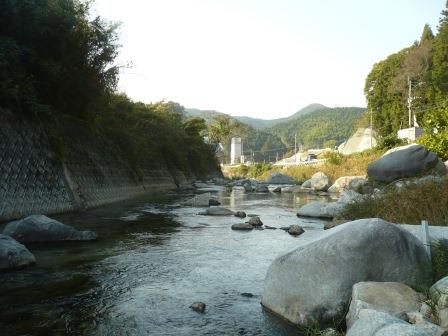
[0,184,334,336]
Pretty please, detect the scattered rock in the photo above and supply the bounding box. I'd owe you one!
[328,176,366,193]
[190,302,206,313]
[296,201,346,219]
[288,225,304,236]
[198,207,235,216]
[234,211,247,219]
[241,292,254,298]
[261,218,433,326]
[279,226,290,231]
[338,189,364,204]
[430,276,448,328]
[184,192,212,207]
[368,144,440,183]
[347,309,431,336]
[309,172,332,191]
[346,282,421,329]
[321,328,340,336]
[301,179,312,188]
[246,216,263,227]
[271,186,282,193]
[3,215,97,243]
[406,311,447,336]
[280,185,303,193]
[267,173,295,185]
[255,184,269,192]
[209,198,221,206]
[231,223,254,231]
[0,234,36,270]
[264,226,277,230]
[324,219,348,230]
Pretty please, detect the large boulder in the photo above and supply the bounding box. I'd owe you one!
[3,215,97,243]
[261,219,432,327]
[267,173,295,185]
[328,176,366,193]
[346,282,421,328]
[0,234,36,270]
[367,144,439,183]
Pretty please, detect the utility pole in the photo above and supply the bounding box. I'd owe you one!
[408,76,413,128]
[370,108,373,149]
[294,133,297,164]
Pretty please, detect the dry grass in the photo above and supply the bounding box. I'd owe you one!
[342,178,448,226]
[256,149,382,183]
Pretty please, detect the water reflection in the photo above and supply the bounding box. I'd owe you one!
[0,184,329,335]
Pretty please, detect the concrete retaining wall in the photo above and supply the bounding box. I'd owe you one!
[0,111,183,221]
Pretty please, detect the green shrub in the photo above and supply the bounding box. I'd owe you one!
[432,239,448,281]
[376,134,406,150]
[323,151,345,165]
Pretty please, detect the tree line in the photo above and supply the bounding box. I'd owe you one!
[0,0,218,177]
[365,3,448,159]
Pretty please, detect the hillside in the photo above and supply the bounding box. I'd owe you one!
[185,103,326,129]
[267,107,366,149]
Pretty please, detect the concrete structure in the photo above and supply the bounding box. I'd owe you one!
[230,137,242,165]
[397,127,424,142]
[339,128,377,155]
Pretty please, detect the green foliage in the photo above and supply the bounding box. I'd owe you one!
[418,102,448,160]
[376,134,407,150]
[268,107,365,149]
[432,239,448,282]
[342,178,448,226]
[323,151,344,165]
[0,0,119,119]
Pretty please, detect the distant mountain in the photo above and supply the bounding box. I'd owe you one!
[267,107,366,148]
[185,103,327,129]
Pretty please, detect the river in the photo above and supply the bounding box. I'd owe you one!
[0,183,334,336]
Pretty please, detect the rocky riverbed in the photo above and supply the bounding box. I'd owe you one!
[0,183,332,336]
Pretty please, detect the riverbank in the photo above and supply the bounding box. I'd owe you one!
[0,110,220,222]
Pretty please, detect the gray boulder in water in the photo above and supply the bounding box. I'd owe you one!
[3,215,97,243]
[267,173,295,185]
[0,234,36,270]
[198,207,235,216]
[261,218,432,327]
[367,144,439,183]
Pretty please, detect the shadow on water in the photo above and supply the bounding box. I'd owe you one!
[0,186,327,335]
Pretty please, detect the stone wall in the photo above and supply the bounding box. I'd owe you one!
[0,111,181,222]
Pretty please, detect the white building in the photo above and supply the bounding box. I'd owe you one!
[397,127,424,142]
[230,137,242,165]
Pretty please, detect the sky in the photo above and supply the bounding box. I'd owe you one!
[93,0,445,119]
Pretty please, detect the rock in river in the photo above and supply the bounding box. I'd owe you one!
[261,218,432,327]
[247,216,263,227]
[367,144,440,183]
[231,223,254,231]
[267,173,295,185]
[0,234,36,270]
[198,207,235,216]
[190,302,206,313]
[3,215,97,243]
[288,225,304,236]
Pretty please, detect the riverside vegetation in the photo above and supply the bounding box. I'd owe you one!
[0,0,218,178]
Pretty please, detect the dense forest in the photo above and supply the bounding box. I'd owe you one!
[0,0,218,177]
[365,4,448,159]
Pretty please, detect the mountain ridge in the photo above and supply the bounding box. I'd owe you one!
[185,103,327,129]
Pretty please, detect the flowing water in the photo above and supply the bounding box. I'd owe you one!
[0,184,334,336]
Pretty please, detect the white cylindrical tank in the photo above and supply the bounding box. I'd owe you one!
[230,137,242,165]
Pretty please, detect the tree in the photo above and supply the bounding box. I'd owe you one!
[0,0,120,119]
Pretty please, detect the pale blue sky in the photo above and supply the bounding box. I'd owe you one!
[94,0,445,119]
